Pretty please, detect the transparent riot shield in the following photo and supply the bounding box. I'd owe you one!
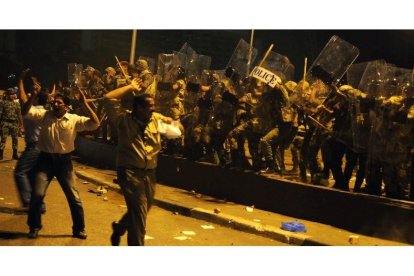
[156,52,186,82]
[304,35,359,109]
[68,63,83,87]
[226,38,258,83]
[381,69,413,165]
[361,63,400,163]
[260,51,295,83]
[347,60,386,88]
[307,35,359,86]
[345,60,381,152]
[138,56,156,73]
[184,55,212,113]
[155,52,187,116]
[291,36,359,115]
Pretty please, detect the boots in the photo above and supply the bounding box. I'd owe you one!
[12,149,19,160]
[260,159,276,174]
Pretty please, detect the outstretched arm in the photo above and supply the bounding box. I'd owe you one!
[104,78,141,100]
[78,88,100,126]
[18,69,41,116]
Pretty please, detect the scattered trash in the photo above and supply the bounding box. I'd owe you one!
[214,208,221,214]
[281,221,307,233]
[145,235,155,240]
[253,219,261,222]
[181,230,196,236]
[119,204,127,208]
[82,181,89,184]
[195,193,202,198]
[348,235,359,245]
[174,236,191,241]
[245,205,254,212]
[103,197,109,201]
[201,225,215,230]
[96,186,107,194]
[190,190,196,194]
[172,211,179,215]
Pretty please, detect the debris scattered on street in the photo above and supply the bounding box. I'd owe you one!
[281,221,307,233]
[181,230,196,236]
[174,236,191,241]
[119,204,127,208]
[145,235,155,240]
[82,181,89,184]
[96,186,107,194]
[172,211,179,215]
[348,235,359,245]
[201,225,215,230]
[214,208,221,214]
[103,197,109,201]
[245,205,254,212]
[195,193,202,198]
[190,190,196,194]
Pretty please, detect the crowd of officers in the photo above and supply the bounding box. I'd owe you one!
[2,57,414,203]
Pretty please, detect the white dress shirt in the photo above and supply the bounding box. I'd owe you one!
[25,107,99,154]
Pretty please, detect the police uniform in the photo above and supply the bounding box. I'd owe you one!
[0,90,21,160]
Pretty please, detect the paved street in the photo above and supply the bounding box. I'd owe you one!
[0,139,287,246]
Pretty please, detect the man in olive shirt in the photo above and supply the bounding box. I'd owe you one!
[104,79,181,245]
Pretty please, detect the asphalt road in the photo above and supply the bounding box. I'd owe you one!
[0,139,287,246]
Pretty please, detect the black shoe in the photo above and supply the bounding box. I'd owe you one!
[110,222,121,246]
[260,167,275,174]
[28,228,40,239]
[73,230,88,239]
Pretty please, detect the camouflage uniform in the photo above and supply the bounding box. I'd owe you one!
[0,95,21,159]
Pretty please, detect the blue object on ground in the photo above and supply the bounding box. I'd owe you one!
[281,221,307,233]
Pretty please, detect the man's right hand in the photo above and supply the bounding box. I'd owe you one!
[33,82,42,94]
[130,78,143,91]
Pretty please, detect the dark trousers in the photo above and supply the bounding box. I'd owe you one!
[27,152,85,232]
[14,143,40,207]
[116,167,156,246]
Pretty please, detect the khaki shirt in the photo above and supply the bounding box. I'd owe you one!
[25,107,99,154]
[105,99,166,169]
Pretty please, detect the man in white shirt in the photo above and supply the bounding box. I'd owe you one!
[21,83,100,239]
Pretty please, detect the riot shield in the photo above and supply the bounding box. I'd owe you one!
[307,35,359,86]
[363,64,409,163]
[156,52,186,82]
[138,56,156,73]
[358,60,390,98]
[226,38,258,83]
[345,60,382,152]
[347,60,386,88]
[260,51,295,83]
[68,63,83,87]
[381,69,413,165]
